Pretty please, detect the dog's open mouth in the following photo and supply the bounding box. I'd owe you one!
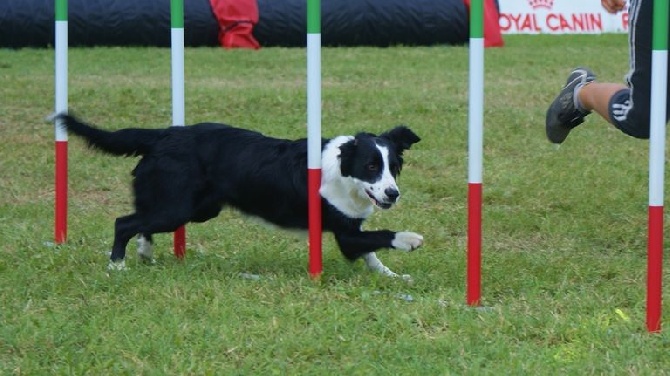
[366,190,393,210]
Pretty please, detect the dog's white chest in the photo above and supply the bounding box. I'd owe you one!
[320,182,374,219]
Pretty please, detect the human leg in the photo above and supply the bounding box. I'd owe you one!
[575,82,627,124]
[544,0,657,142]
[597,0,653,139]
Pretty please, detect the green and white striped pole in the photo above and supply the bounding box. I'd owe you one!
[54,0,68,244]
[307,0,322,278]
[171,0,186,258]
[646,0,668,333]
[467,0,484,307]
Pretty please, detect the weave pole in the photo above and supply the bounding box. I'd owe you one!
[646,0,668,333]
[467,0,484,306]
[171,0,186,258]
[54,0,68,244]
[307,0,322,278]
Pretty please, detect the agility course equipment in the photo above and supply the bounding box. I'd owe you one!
[307,0,323,278]
[54,0,68,244]
[646,0,668,333]
[171,0,186,258]
[467,0,484,307]
[2,0,502,48]
[254,0,473,47]
[466,0,667,332]
[53,0,188,258]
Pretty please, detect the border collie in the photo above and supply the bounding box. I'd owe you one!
[52,113,423,279]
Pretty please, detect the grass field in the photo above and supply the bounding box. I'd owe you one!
[1,34,669,374]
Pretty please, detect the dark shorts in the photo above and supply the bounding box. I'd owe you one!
[609,0,670,139]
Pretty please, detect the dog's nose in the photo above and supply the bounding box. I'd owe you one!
[385,188,400,202]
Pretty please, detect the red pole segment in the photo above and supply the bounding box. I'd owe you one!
[467,183,482,306]
[308,169,322,277]
[55,141,68,243]
[647,206,663,332]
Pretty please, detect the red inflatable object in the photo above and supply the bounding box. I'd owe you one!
[210,0,260,49]
[463,0,504,47]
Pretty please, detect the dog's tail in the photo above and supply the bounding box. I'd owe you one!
[50,112,165,157]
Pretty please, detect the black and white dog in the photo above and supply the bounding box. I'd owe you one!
[52,113,423,278]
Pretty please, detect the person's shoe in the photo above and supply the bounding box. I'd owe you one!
[545,67,596,144]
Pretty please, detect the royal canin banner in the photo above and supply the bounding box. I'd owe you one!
[498,0,629,34]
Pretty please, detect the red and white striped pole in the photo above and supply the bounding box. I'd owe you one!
[646,0,668,333]
[54,0,68,244]
[171,0,186,258]
[467,0,484,306]
[307,0,322,278]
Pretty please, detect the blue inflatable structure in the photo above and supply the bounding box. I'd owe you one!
[0,0,472,48]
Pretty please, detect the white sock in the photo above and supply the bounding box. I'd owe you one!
[573,81,592,113]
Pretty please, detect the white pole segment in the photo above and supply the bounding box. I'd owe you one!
[648,51,667,206]
[468,38,484,184]
[55,21,68,140]
[307,33,322,169]
[171,28,185,127]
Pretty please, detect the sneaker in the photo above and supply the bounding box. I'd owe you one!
[545,67,596,144]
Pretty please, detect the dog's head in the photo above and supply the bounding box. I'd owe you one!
[339,126,420,209]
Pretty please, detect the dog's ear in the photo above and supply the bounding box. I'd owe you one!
[380,125,420,153]
[338,138,357,177]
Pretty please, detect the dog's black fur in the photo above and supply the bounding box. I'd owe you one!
[55,113,421,273]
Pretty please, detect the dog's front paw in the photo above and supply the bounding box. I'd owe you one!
[392,232,423,252]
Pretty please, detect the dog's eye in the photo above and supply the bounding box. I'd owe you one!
[367,163,378,172]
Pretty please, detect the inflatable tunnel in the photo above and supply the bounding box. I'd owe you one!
[0,0,502,48]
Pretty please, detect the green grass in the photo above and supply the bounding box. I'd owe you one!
[1,34,669,374]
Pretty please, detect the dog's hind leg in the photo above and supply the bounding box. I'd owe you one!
[137,233,155,264]
[112,215,188,270]
[135,212,191,257]
[109,214,143,270]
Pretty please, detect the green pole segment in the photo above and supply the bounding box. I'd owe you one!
[171,0,184,28]
[307,0,320,33]
[55,0,67,21]
[470,0,483,39]
[652,1,668,50]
